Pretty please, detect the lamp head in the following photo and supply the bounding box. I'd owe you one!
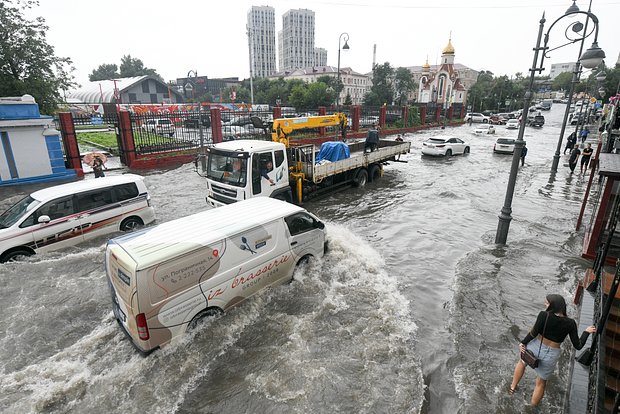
[565,0,579,15]
[596,71,607,82]
[579,42,606,69]
[184,83,193,92]
[598,87,606,97]
[342,40,350,50]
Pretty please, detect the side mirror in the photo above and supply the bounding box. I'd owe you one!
[315,221,325,229]
[38,215,51,224]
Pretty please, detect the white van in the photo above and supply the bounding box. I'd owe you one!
[106,197,327,354]
[0,174,156,262]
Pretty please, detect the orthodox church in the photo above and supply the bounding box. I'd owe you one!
[408,38,478,106]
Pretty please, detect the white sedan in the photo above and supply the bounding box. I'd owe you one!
[421,136,470,157]
[506,119,519,129]
[474,124,496,134]
[493,137,516,154]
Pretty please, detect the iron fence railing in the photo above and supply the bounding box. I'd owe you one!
[131,111,210,155]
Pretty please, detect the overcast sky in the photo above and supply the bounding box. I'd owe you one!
[32,0,620,88]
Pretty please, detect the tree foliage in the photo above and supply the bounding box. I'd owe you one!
[89,55,161,81]
[364,62,394,106]
[0,0,75,114]
[393,67,416,105]
[552,71,573,93]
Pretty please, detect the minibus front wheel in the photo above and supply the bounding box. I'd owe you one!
[0,248,34,263]
[187,307,223,331]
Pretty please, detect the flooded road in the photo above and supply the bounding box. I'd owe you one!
[0,106,595,413]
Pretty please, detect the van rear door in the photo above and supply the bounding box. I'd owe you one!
[284,212,326,259]
[106,242,137,338]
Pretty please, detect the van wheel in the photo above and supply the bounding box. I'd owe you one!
[0,248,33,263]
[120,217,144,231]
[368,165,381,182]
[353,169,368,187]
[187,307,223,331]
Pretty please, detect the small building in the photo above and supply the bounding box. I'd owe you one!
[0,95,77,186]
[67,76,184,105]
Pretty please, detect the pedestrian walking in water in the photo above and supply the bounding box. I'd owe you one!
[580,127,590,143]
[92,155,106,178]
[520,144,528,167]
[568,144,581,174]
[509,294,595,407]
[564,132,577,155]
[580,143,593,174]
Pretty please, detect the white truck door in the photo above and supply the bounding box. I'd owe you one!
[251,152,277,197]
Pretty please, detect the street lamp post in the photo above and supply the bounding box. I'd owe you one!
[186,70,206,172]
[336,32,350,108]
[547,2,606,173]
[495,3,606,245]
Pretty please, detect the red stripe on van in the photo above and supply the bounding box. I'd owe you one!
[136,313,150,340]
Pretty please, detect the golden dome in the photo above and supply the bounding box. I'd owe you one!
[422,59,430,71]
[442,39,455,55]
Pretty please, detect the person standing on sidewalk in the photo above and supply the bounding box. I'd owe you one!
[568,144,581,174]
[580,143,593,174]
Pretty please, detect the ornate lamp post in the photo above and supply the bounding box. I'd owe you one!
[336,32,350,108]
[186,70,206,172]
[548,1,606,173]
[496,2,606,245]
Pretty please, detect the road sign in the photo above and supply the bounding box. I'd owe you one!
[590,97,597,104]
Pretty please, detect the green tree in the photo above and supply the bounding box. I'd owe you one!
[288,84,306,109]
[552,71,573,93]
[89,64,119,81]
[365,62,394,106]
[119,55,161,80]
[344,92,353,106]
[0,0,75,114]
[393,67,416,105]
[305,82,336,108]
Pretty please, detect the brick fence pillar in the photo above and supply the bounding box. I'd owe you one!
[211,108,222,144]
[420,106,427,126]
[379,106,387,128]
[273,106,282,120]
[402,106,409,127]
[118,111,136,168]
[319,106,326,136]
[58,112,84,177]
[351,105,361,132]
[435,104,442,124]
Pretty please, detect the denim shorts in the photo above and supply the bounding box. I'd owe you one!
[526,338,561,380]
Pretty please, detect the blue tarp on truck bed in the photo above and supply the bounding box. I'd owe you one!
[315,141,350,163]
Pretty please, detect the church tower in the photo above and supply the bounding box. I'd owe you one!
[441,37,455,65]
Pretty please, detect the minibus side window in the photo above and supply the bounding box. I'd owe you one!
[285,213,315,236]
[22,196,76,226]
[77,189,114,212]
[114,183,139,201]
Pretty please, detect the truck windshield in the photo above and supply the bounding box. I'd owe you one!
[207,153,248,187]
[0,196,39,228]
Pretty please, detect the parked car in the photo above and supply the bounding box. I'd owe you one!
[464,113,489,123]
[493,137,516,154]
[141,119,175,136]
[222,125,247,141]
[361,115,379,127]
[489,115,506,125]
[183,114,211,129]
[569,112,587,125]
[527,114,545,127]
[506,119,520,129]
[421,136,470,157]
[474,124,496,135]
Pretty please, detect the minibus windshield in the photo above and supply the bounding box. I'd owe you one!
[207,153,248,187]
[0,196,40,228]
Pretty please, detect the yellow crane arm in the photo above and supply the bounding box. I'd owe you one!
[271,113,348,147]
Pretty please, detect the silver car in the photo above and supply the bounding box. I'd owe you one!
[421,136,470,157]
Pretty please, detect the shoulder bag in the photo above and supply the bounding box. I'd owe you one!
[520,312,550,369]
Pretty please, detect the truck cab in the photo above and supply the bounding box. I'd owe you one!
[205,140,292,207]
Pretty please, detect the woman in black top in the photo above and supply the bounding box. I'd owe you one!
[509,294,596,406]
[581,143,594,174]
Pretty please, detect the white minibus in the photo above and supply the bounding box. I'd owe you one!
[106,197,326,354]
[0,174,156,262]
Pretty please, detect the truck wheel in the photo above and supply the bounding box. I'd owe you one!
[368,164,381,182]
[187,307,223,331]
[353,169,368,187]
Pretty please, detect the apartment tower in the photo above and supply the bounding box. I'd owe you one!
[247,6,277,78]
[278,9,315,72]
